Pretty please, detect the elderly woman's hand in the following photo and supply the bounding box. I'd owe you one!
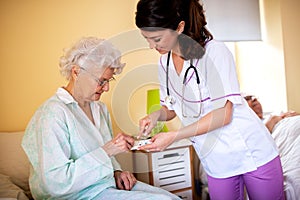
[114,170,137,190]
[102,133,134,156]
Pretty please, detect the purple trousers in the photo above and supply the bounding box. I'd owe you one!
[207,156,285,200]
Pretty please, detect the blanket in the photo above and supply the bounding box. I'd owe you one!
[272,115,300,200]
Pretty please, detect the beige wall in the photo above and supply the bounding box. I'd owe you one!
[280,0,300,112]
[234,0,300,114]
[1,0,299,133]
[0,0,139,132]
[1,0,299,172]
[235,0,287,113]
[0,1,174,171]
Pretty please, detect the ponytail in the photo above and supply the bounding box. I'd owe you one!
[179,0,213,59]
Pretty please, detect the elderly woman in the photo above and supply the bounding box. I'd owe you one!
[22,37,180,200]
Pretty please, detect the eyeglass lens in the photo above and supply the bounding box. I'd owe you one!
[80,67,114,87]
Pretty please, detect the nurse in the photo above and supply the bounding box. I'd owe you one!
[135,0,285,199]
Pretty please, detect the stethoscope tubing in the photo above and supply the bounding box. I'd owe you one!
[165,51,201,97]
[165,51,202,118]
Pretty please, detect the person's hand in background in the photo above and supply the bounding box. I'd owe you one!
[266,111,299,132]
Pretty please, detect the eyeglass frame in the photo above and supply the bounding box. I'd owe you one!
[79,67,115,87]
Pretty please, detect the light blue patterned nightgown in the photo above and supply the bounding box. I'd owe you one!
[22,88,180,200]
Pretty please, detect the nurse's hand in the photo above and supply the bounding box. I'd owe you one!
[138,131,177,152]
[114,170,137,190]
[102,133,135,156]
[138,112,161,138]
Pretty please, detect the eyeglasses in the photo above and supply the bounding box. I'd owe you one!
[244,95,257,101]
[80,67,115,87]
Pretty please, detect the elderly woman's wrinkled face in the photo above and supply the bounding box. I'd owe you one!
[75,67,115,102]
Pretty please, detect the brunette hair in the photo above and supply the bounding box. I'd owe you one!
[135,0,213,59]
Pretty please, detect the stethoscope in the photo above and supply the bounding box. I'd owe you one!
[164,51,202,118]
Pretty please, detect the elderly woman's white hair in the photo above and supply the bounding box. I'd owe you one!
[59,37,125,80]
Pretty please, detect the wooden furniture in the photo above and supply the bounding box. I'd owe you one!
[132,139,198,199]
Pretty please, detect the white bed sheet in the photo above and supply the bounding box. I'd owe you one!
[272,115,300,200]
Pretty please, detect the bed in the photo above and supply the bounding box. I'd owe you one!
[271,115,300,200]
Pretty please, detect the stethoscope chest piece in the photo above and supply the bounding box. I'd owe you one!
[165,95,176,107]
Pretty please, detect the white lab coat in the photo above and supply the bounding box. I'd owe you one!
[158,40,279,178]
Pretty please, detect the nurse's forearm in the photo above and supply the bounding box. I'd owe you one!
[174,101,233,141]
[157,106,176,121]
